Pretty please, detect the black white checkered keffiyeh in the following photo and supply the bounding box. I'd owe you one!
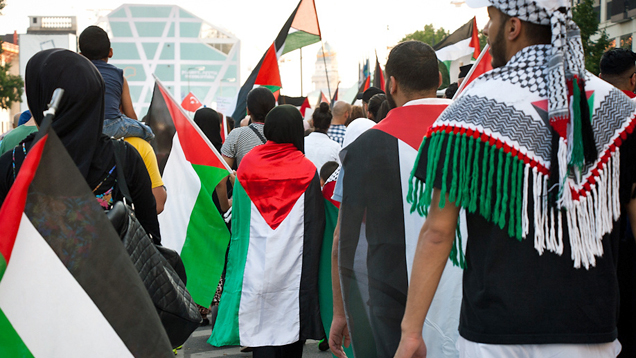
[470,0,592,208]
[408,2,636,269]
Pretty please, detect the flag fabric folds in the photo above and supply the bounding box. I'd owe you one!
[338,102,464,357]
[434,17,481,85]
[181,92,203,112]
[373,56,385,91]
[0,125,173,358]
[231,0,321,120]
[458,46,494,94]
[209,142,325,347]
[331,87,339,107]
[148,77,231,308]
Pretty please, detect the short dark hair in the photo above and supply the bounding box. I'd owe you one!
[319,161,339,183]
[375,100,392,123]
[445,82,458,99]
[600,48,636,76]
[79,26,110,60]
[367,93,386,120]
[312,102,332,131]
[385,40,439,93]
[247,87,276,123]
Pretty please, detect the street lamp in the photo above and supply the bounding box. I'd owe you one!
[187,66,205,94]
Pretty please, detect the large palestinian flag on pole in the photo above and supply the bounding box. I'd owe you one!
[147,76,232,308]
[434,17,481,86]
[338,101,464,358]
[0,125,172,357]
[209,142,325,347]
[231,0,321,121]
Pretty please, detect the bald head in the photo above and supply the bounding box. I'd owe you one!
[332,101,351,125]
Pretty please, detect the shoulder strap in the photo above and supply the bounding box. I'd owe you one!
[248,124,267,144]
[112,140,133,205]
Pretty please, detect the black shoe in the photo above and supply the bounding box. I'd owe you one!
[318,339,329,351]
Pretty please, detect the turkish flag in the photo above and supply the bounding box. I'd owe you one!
[181,92,203,112]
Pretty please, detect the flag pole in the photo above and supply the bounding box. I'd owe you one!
[300,48,303,96]
[453,43,489,100]
[320,41,332,103]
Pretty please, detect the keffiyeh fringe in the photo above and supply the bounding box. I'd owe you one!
[408,118,635,269]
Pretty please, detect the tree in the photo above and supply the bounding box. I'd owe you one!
[0,0,24,110]
[573,0,611,75]
[401,24,450,47]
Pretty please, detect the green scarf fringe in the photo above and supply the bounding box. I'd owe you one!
[408,130,527,268]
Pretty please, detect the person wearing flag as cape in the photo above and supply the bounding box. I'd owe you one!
[332,40,463,358]
[209,105,325,357]
[395,1,636,357]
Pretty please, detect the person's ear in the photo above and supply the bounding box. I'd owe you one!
[390,76,398,96]
[108,48,113,58]
[438,71,443,89]
[508,17,522,41]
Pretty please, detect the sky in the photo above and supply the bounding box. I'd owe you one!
[0,0,488,97]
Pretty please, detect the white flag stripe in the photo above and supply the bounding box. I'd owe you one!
[0,214,133,358]
[159,132,201,254]
[435,37,474,62]
[239,195,305,347]
[396,139,464,357]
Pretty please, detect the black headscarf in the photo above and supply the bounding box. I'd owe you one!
[193,107,222,151]
[25,49,111,183]
[264,105,304,153]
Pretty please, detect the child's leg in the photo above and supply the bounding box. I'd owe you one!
[103,115,155,141]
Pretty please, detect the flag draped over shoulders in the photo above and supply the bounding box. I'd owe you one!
[410,44,636,269]
[339,100,463,358]
[209,141,325,347]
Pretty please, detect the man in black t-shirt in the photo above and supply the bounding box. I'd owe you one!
[395,1,636,357]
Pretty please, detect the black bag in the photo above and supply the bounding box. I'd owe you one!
[107,141,200,348]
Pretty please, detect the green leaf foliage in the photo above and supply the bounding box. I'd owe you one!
[573,0,611,75]
[0,0,25,110]
[401,24,450,47]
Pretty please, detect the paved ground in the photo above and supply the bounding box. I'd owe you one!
[175,325,332,358]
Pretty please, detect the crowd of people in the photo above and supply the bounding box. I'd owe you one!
[4,0,636,357]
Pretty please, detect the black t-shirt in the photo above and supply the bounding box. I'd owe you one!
[414,131,636,345]
[0,139,161,242]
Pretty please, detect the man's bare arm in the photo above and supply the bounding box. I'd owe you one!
[394,189,460,358]
[329,210,350,357]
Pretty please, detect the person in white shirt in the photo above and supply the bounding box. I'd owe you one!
[305,102,341,171]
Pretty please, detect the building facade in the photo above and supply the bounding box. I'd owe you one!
[311,42,340,97]
[102,4,240,117]
[592,0,635,52]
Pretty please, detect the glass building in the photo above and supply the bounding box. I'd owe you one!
[99,4,240,117]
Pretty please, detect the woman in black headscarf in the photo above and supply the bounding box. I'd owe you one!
[0,49,160,241]
[194,108,223,152]
[210,105,325,357]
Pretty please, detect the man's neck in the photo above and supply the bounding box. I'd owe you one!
[331,116,346,125]
[397,91,437,107]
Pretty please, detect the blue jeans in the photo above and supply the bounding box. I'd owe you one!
[103,115,155,141]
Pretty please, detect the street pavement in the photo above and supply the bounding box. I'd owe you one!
[175,325,333,358]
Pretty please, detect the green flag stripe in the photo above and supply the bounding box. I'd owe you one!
[0,308,35,358]
[283,31,321,55]
[0,256,6,280]
[181,164,231,307]
[209,180,251,346]
[318,200,355,357]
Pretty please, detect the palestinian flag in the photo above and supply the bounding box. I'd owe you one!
[434,17,481,86]
[209,141,325,347]
[338,101,464,358]
[231,0,321,120]
[317,90,330,107]
[373,55,385,91]
[331,87,339,107]
[147,77,231,308]
[351,75,371,104]
[456,44,494,97]
[0,125,172,357]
